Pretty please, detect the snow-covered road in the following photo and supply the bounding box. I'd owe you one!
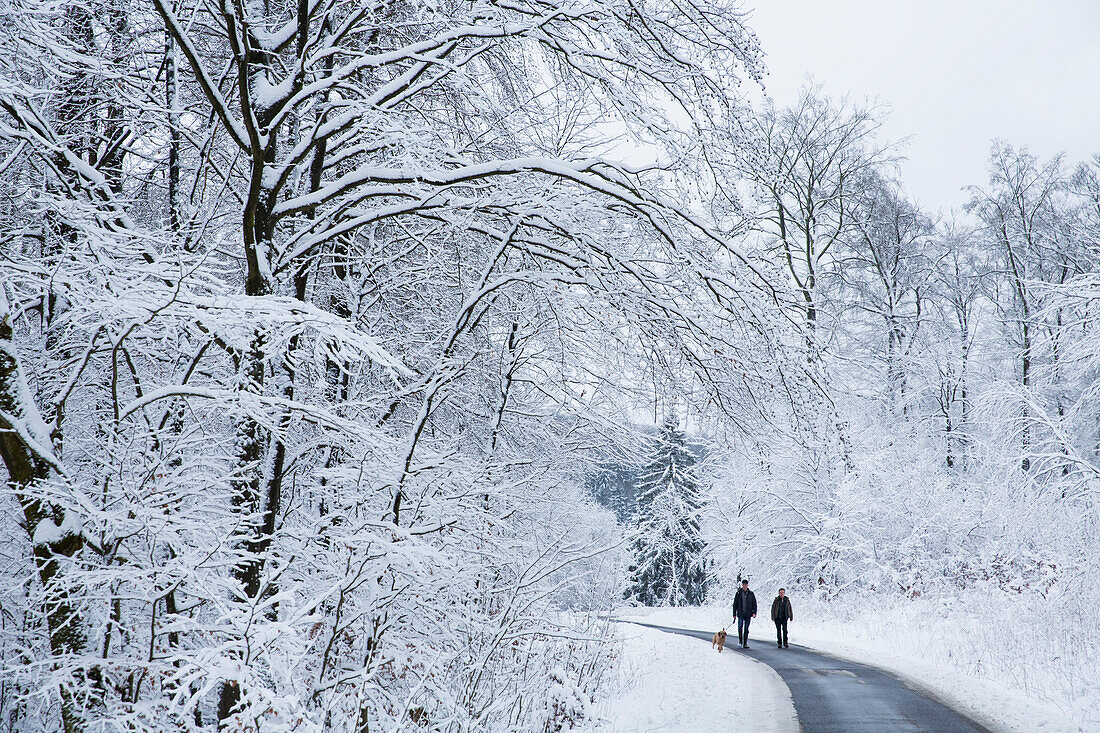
[598,606,1090,732]
[629,621,991,732]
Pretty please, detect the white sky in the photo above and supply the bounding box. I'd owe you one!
[744,0,1100,214]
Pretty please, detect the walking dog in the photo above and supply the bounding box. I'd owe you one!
[712,628,727,652]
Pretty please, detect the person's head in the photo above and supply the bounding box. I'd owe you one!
[741,579,749,589]
[778,588,785,597]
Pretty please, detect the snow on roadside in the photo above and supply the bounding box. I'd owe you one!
[614,604,1090,733]
[794,609,1090,733]
[583,619,797,732]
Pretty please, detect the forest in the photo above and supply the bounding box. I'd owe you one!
[0,0,1097,730]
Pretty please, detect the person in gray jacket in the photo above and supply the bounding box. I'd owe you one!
[771,588,793,648]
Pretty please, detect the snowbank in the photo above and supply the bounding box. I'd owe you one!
[585,620,797,732]
[792,598,1093,733]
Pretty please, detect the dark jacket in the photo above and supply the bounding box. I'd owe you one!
[732,588,757,617]
[771,595,793,622]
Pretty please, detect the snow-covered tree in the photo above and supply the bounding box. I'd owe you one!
[967,142,1084,471]
[625,416,709,606]
[0,0,782,727]
[732,85,894,355]
[841,175,933,412]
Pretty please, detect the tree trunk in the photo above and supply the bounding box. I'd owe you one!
[1021,320,1031,471]
[166,28,181,233]
[0,311,95,733]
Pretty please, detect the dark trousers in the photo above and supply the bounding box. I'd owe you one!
[737,615,752,646]
[774,619,788,646]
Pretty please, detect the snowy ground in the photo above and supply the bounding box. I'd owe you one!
[583,621,797,732]
[608,604,1091,733]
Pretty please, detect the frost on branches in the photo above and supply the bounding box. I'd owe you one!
[625,416,710,607]
[703,93,1100,723]
[0,0,775,728]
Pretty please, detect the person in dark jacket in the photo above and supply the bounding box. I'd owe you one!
[771,588,793,648]
[732,579,757,648]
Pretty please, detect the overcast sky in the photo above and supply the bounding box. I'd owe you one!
[744,0,1100,214]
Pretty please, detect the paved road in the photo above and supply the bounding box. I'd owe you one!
[625,621,992,733]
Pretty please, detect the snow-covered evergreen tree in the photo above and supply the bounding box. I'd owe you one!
[625,416,710,606]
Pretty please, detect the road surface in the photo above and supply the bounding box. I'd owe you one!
[624,621,992,733]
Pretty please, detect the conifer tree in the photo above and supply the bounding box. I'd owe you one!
[625,416,710,605]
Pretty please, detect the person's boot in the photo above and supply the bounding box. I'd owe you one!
[784,642,789,648]
[777,641,782,648]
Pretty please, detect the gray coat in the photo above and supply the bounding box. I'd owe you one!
[771,595,793,622]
